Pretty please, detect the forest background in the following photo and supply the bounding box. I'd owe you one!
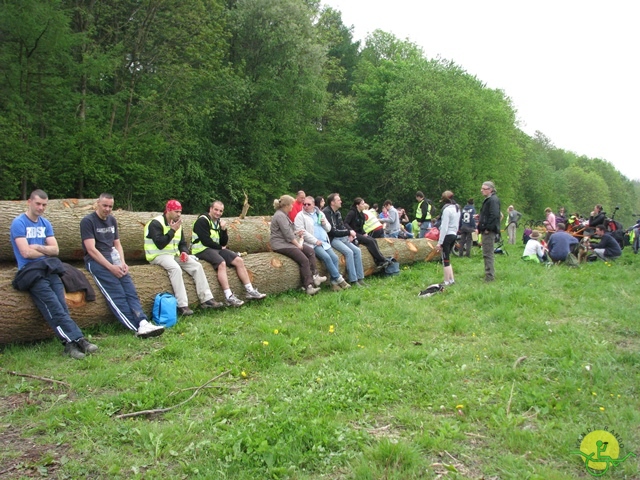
[2,0,639,225]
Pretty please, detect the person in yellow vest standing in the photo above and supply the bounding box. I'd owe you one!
[144,200,222,316]
[191,200,266,305]
[415,191,433,239]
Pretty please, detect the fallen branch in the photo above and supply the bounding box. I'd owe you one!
[1,368,70,388]
[114,370,231,419]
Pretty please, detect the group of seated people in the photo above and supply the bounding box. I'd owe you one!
[10,190,268,359]
[524,203,623,265]
[13,186,431,359]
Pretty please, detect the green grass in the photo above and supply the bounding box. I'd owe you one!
[1,241,639,479]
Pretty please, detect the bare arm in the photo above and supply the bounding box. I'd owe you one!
[14,236,59,259]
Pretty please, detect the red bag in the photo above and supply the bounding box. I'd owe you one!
[424,227,439,240]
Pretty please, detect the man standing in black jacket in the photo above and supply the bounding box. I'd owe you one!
[478,181,501,282]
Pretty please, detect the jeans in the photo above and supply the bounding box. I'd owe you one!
[29,273,83,343]
[331,237,364,282]
[384,231,400,239]
[86,259,147,331]
[419,222,432,239]
[313,246,341,281]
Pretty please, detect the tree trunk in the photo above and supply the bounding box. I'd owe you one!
[0,199,273,263]
[0,238,436,344]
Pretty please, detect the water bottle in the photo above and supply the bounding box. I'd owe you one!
[111,247,122,265]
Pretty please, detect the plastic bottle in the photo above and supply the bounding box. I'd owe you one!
[111,247,122,265]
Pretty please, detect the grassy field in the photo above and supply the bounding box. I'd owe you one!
[1,241,639,479]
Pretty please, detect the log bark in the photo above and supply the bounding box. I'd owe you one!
[1,199,273,262]
[0,238,436,345]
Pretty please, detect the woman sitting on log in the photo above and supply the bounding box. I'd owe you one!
[270,195,326,296]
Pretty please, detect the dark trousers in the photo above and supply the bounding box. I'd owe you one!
[355,234,387,264]
[459,230,473,257]
[86,260,147,331]
[481,231,496,280]
[274,245,317,288]
[29,274,84,343]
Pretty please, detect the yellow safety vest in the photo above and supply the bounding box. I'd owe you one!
[144,215,181,261]
[363,209,383,233]
[416,200,432,220]
[191,215,220,255]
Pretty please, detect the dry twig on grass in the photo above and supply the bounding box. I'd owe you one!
[1,368,70,388]
[114,370,231,419]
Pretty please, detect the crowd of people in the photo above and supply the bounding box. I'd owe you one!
[10,181,630,360]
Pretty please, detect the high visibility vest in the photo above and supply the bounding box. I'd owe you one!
[144,215,181,261]
[416,200,432,220]
[191,215,220,255]
[363,209,383,233]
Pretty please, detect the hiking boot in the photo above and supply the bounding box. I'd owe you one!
[225,294,244,307]
[338,280,351,289]
[306,285,321,296]
[331,283,342,292]
[245,288,266,300]
[76,337,99,354]
[201,299,224,309]
[64,341,85,360]
[178,306,194,316]
[136,320,165,339]
[313,274,327,286]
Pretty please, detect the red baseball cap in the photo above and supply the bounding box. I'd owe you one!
[165,199,182,212]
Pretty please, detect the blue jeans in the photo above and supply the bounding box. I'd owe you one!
[385,231,400,239]
[419,222,432,239]
[29,274,84,343]
[86,260,148,331]
[331,237,364,282]
[314,246,341,281]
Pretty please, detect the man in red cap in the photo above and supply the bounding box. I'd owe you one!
[144,200,222,315]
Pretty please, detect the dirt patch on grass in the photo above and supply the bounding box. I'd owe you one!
[0,425,70,478]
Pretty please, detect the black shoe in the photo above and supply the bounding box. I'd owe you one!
[64,341,85,360]
[201,299,224,309]
[178,306,194,316]
[76,338,99,354]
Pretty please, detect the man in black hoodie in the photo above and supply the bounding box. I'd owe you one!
[477,181,501,282]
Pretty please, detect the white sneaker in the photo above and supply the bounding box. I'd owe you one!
[225,294,245,307]
[136,320,165,339]
[246,288,266,300]
[306,285,321,295]
[313,274,327,286]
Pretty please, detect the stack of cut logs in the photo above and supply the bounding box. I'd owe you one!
[0,199,437,344]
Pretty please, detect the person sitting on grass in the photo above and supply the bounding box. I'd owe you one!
[590,225,622,261]
[547,223,578,262]
[522,230,548,263]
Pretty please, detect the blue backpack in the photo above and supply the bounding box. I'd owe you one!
[152,292,178,327]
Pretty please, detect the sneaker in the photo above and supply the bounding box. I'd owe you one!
[331,283,342,292]
[76,337,99,354]
[64,341,85,360]
[357,279,368,287]
[338,280,351,289]
[306,285,321,295]
[313,274,327,286]
[201,299,224,309]
[178,306,194,316]
[246,288,266,300]
[225,294,244,307]
[136,321,165,339]
[443,280,455,286]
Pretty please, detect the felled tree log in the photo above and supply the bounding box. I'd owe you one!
[0,199,272,262]
[0,238,436,344]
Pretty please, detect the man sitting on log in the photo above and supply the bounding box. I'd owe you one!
[144,200,222,316]
[81,193,164,338]
[10,189,98,359]
[191,200,266,305]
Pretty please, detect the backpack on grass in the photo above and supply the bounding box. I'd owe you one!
[152,292,178,327]
[384,258,400,276]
